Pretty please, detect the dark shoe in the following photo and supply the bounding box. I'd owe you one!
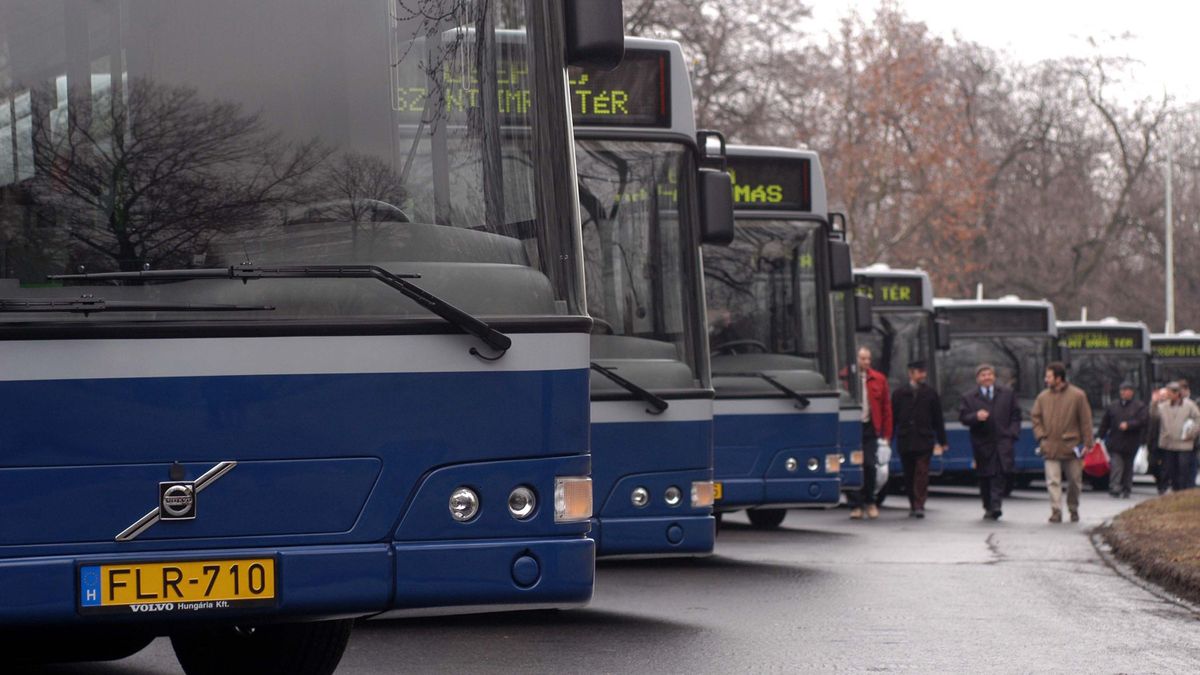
[913,509,925,519]
[1108,492,1121,498]
[1049,510,1062,523]
[984,510,1002,521]
[1121,492,1131,499]
[908,510,919,518]
[1070,510,1080,523]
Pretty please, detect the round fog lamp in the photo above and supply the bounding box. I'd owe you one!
[449,487,480,522]
[631,487,650,508]
[806,457,820,472]
[785,457,799,473]
[508,486,537,520]
[664,486,682,506]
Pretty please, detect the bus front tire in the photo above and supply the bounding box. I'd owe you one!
[171,619,353,675]
[747,508,787,529]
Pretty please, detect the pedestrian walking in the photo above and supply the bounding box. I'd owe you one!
[958,363,1021,520]
[891,360,946,518]
[1183,380,1200,489]
[1031,362,1092,523]
[1147,387,1170,494]
[848,346,892,520]
[1150,381,1200,492]
[1096,381,1148,498]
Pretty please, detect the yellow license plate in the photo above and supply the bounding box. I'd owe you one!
[712,482,723,501]
[851,450,864,465]
[80,558,276,614]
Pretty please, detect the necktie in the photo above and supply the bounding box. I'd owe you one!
[986,387,993,401]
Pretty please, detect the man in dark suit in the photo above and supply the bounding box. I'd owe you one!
[891,360,946,518]
[958,363,1022,520]
[1097,381,1149,498]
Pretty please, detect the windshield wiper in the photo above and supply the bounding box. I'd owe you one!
[49,265,511,356]
[758,373,811,409]
[0,297,274,316]
[590,362,669,415]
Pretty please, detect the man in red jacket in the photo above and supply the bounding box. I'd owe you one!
[849,346,893,519]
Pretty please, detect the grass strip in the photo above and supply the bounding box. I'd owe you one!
[1101,490,1200,605]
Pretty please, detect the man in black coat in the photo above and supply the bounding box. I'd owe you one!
[958,363,1022,520]
[1097,381,1149,498]
[891,360,947,518]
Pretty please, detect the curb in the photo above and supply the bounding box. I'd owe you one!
[1090,520,1200,616]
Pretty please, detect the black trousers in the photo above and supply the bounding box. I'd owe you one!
[978,451,1005,512]
[847,422,878,509]
[901,451,932,511]
[1165,451,1195,491]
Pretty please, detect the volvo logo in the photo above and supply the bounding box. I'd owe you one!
[115,461,237,541]
[160,482,197,519]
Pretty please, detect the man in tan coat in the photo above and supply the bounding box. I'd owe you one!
[1031,362,1093,523]
[1151,381,1200,491]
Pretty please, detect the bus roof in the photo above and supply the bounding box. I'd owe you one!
[726,144,828,216]
[934,297,1058,337]
[570,37,696,139]
[1057,319,1151,354]
[853,265,934,312]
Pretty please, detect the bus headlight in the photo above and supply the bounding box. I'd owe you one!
[806,457,820,472]
[691,481,715,508]
[448,487,480,522]
[664,486,682,507]
[507,486,537,520]
[785,457,799,473]
[631,487,650,507]
[826,454,842,474]
[554,477,592,523]
[850,450,864,465]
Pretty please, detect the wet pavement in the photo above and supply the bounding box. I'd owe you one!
[35,481,1200,673]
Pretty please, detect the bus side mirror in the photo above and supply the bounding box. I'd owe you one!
[828,240,854,290]
[855,294,873,333]
[935,318,952,351]
[698,169,735,245]
[564,0,625,70]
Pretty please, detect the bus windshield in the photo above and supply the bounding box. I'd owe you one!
[859,310,931,393]
[939,335,1053,417]
[0,0,580,323]
[705,219,820,369]
[578,139,701,382]
[1069,353,1147,416]
[1157,361,1200,390]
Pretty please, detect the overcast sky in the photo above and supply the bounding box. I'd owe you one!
[810,1,1198,103]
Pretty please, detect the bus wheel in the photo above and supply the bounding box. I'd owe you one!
[747,508,787,529]
[171,619,353,675]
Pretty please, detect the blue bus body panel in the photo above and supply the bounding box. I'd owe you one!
[712,399,842,509]
[590,402,715,557]
[0,334,594,625]
[838,415,864,490]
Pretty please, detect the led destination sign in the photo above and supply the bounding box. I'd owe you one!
[944,307,1049,334]
[392,46,671,127]
[569,49,670,127]
[1058,329,1143,351]
[1152,341,1200,359]
[857,277,923,307]
[727,156,812,212]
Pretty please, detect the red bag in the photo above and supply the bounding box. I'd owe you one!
[1083,441,1110,478]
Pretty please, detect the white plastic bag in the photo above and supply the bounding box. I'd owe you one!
[1184,419,1196,441]
[876,438,892,466]
[875,438,891,486]
[1133,445,1149,475]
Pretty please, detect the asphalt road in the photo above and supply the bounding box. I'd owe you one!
[29,481,1200,673]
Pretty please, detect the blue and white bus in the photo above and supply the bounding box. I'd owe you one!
[936,297,1058,483]
[572,39,733,556]
[0,1,622,670]
[703,146,852,529]
[854,266,947,485]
